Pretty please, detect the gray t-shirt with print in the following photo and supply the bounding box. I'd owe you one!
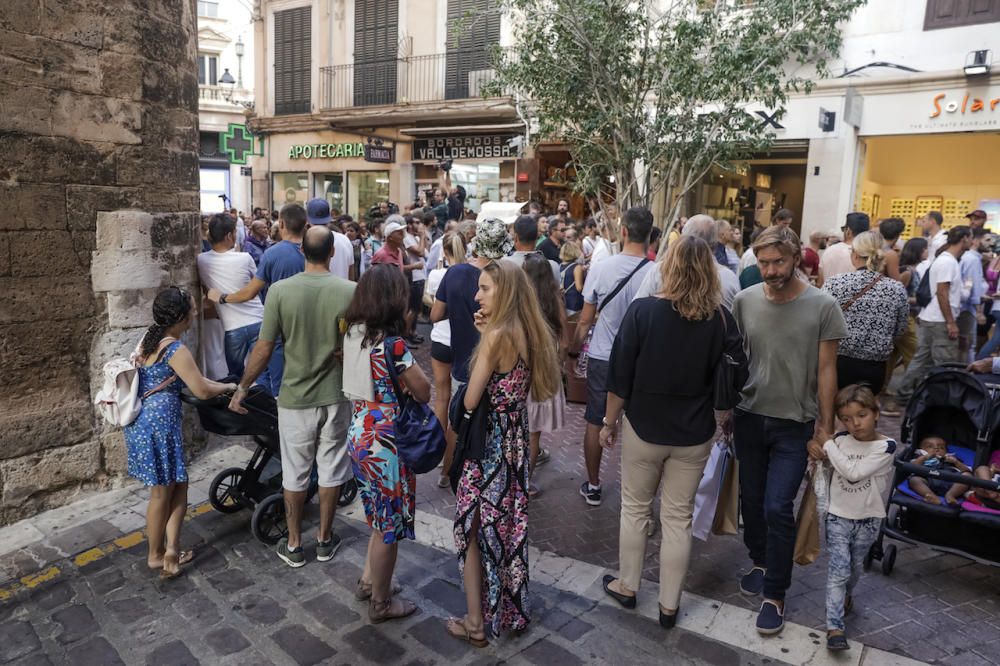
[582,254,655,361]
[732,284,847,423]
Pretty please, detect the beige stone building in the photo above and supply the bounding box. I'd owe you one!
[0,1,203,523]
[247,0,530,219]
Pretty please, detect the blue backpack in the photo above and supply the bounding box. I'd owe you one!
[383,340,446,474]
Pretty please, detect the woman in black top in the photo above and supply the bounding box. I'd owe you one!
[599,235,746,629]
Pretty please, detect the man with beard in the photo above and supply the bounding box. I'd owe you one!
[731,225,847,636]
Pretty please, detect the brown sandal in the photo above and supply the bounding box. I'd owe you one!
[355,578,403,601]
[446,616,489,648]
[368,596,417,624]
[158,550,195,579]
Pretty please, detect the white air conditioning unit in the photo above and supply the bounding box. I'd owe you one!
[468,69,494,97]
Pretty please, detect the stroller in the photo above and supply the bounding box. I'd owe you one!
[866,367,1000,574]
[181,384,357,545]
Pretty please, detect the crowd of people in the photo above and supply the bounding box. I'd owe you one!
[123,196,998,650]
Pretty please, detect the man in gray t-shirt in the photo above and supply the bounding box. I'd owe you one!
[730,226,846,636]
[572,207,656,507]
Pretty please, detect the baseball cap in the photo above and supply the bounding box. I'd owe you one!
[383,214,406,237]
[306,197,332,226]
[966,209,988,219]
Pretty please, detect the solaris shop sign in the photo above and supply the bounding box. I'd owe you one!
[289,142,365,159]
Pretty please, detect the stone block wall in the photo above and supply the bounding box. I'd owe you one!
[0,0,203,523]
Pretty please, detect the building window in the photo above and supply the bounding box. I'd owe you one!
[199,168,230,213]
[274,7,312,115]
[198,53,219,85]
[354,0,398,106]
[446,0,500,99]
[273,172,309,209]
[348,172,390,221]
[197,1,219,18]
[925,0,1000,30]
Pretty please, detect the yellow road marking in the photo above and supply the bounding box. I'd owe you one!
[21,566,60,588]
[114,531,145,550]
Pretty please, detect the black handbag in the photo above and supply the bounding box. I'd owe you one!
[714,308,749,410]
[447,382,490,494]
[383,341,446,474]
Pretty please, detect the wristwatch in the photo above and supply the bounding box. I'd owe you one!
[220,293,229,304]
[602,417,618,428]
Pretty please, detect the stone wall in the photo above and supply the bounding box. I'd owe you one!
[0,0,203,523]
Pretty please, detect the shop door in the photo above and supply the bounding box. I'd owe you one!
[315,174,344,216]
[348,172,390,221]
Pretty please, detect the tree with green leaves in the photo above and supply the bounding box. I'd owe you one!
[486,0,865,230]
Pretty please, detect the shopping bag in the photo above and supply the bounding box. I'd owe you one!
[794,473,821,566]
[712,456,740,536]
[693,441,730,541]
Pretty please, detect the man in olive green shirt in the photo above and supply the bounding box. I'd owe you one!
[230,226,356,567]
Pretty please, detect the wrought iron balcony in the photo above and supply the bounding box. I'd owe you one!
[319,49,500,110]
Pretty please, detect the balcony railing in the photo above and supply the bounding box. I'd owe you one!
[319,49,500,111]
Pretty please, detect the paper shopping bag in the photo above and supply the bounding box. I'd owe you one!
[794,475,821,566]
[712,456,740,536]
[693,441,730,541]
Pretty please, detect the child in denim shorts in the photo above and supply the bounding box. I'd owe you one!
[808,385,896,651]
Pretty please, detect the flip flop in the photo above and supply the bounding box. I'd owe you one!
[446,617,488,648]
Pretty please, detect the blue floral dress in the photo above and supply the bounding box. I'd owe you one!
[454,358,531,636]
[123,341,187,486]
[347,337,416,545]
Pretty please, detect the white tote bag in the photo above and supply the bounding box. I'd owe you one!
[692,440,731,541]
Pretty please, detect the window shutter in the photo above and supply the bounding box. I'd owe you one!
[354,0,398,106]
[446,0,499,99]
[274,7,311,115]
[924,0,1000,30]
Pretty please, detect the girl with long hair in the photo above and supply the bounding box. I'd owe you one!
[344,264,432,622]
[126,287,236,578]
[522,253,569,496]
[428,232,468,489]
[447,260,561,645]
[599,236,747,629]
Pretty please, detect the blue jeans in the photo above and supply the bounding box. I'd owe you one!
[223,322,263,378]
[976,311,1000,360]
[266,337,284,397]
[733,410,812,601]
[825,515,880,631]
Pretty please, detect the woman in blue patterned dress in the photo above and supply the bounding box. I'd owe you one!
[446,261,562,645]
[125,287,236,578]
[344,265,432,622]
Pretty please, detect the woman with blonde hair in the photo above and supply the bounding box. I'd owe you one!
[447,260,561,646]
[559,241,586,315]
[823,230,908,394]
[599,235,747,629]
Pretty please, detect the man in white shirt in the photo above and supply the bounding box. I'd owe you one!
[820,212,869,280]
[633,214,739,309]
[896,226,972,404]
[197,213,268,382]
[922,211,947,257]
[403,214,430,344]
[305,198,354,280]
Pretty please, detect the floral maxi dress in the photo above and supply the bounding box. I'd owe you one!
[454,358,531,635]
[347,337,416,544]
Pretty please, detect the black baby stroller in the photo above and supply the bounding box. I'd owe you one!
[866,366,1000,573]
[181,384,357,545]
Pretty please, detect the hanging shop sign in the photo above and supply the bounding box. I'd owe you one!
[289,142,365,159]
[413,134,520,161]
[363,137,394,163]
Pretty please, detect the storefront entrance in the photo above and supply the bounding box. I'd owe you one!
[857,132,1000,238]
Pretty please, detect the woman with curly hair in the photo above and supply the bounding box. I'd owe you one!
[125,287,236,578]
[447,260,562,646]
[344,264,432,622]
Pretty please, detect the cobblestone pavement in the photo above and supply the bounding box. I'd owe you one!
[408,324,1000,666]
[1,490,783,666]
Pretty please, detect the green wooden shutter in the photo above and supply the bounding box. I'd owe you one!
[275,7,311,115]
[354,0,398,106]
[446,0,499,99]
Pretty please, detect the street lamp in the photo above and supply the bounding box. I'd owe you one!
[219,68,236,100]
[235,36,244,88]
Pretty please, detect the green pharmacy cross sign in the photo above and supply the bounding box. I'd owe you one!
[220,124,257,165]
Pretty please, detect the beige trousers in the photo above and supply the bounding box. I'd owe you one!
[618,418,713,610]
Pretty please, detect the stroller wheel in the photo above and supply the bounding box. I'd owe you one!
[338,478,358,507]
[209,467,247,514]
[881,544,897,576]
[251,493,288,545]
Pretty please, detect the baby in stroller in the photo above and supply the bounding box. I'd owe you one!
[951,450,1000,511]
[908,436,973,505]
